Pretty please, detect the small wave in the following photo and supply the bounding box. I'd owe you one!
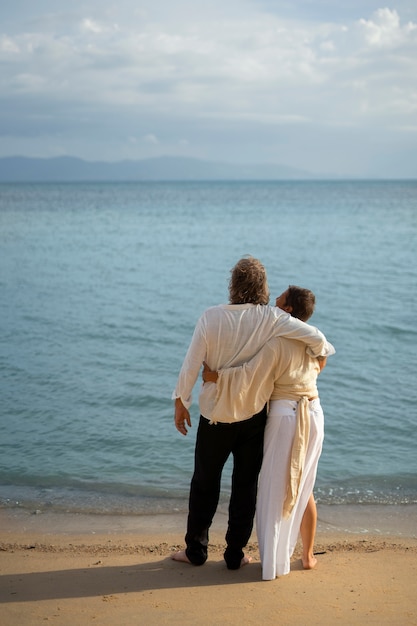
[315,473,417,506]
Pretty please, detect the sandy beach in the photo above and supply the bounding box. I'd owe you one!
[1,505,416,625]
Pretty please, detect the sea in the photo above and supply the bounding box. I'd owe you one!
[1,180,416,521]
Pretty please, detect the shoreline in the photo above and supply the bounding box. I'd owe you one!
[1,505,416,625]
[1,502,416,538]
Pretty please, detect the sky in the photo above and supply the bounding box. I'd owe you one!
[0,0,416,177]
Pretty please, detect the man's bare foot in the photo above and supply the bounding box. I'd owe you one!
[171,549,191,564]
[302,554,317,570]
[241,555,252,567]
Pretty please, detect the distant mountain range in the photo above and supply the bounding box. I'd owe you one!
[0,155,318,182]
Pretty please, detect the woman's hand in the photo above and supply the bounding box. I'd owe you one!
[202,361,219,383]
[317,356,327,372]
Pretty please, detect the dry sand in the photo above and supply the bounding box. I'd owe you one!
[1,506,416,625]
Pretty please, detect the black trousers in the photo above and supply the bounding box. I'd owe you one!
[185,406,267,568]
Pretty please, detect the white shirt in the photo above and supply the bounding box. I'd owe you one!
[173,303,332,421]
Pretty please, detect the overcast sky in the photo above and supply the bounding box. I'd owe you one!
[1,1,416,177]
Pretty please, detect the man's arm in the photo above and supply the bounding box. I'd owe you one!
[172,314,207,433]
[207,342,280,422]
[272,309,335,358]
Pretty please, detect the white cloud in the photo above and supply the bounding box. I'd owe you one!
[81,18,103,34]
[143,134,159,145]
[0,35,20,54]
[11,73,47,92]
[320,40,335,52]
[358,8,416,47]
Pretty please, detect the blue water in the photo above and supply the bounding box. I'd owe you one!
[1,180,416,515]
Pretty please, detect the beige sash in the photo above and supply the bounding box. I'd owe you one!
[280,395,311,519]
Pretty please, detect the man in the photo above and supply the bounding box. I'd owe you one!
[172,257,332,569]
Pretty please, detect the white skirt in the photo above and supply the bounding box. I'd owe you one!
[256,398,324,579]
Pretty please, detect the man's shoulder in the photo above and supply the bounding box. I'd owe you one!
[203,304,285,318]
[197,304,227,324]
[202,304,227,315]
[203,303,248,315]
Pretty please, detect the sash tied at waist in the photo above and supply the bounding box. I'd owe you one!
[281,395,312,519]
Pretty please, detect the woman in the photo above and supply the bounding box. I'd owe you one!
[202,286,335,579]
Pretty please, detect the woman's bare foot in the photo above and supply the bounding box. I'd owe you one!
[171,550,191,564]
[302,554,318,570]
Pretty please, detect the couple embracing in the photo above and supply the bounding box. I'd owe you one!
[172,256,335,580]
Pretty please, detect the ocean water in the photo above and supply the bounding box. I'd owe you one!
[0,180,416,516]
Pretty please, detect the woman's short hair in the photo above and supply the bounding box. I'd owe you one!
[229,256,270,305]
[286,285,316,321]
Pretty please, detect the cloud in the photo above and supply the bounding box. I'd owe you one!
[143,134,159,145]
[358,7,416,46]
[0,1,416,176]
[0,35,20,53]
[81,18,103,34]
